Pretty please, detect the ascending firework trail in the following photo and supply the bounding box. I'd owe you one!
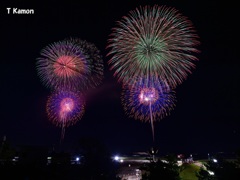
[46,90,85,141]
[121,78,176,142]
[107,5,200,142]
[36,38,104,141]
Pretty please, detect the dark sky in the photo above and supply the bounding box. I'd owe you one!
[1,0,239,155]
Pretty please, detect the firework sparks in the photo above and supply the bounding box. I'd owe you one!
[36,38,103,91]
[107,5,200,88]
[121,78,176,140]
[46,90,85,140]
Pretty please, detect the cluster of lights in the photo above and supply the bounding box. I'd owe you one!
[114,155,124,163]
[46,156,81,165]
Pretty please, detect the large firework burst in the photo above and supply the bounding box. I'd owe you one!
[46,90,85,140]
[121,78,176,140]
[122,78,176,122]
[36,38,103,91]
[107,5,200,88]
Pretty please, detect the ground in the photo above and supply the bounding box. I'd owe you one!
[180,162,202,180]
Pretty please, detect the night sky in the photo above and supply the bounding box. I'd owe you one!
[1,0,239,155]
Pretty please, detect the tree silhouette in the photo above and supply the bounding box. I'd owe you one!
[0,136,16,165]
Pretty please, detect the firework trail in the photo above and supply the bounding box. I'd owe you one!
[121,78,176,141]
[107,5,200,88]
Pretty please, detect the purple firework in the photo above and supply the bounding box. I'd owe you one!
[46,90,85,140]
[121,78,176,141]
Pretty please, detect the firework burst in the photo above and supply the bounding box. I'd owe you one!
[107,5,200,88]
[121,78,176,122]
[36,38,103,91]
[122,78,176,141]
[46,90,85,140]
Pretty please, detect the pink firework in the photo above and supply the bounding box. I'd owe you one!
[138,87,159,106]
[53,55,85,78]
[36,38,103,91]
[59,97,75,119]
